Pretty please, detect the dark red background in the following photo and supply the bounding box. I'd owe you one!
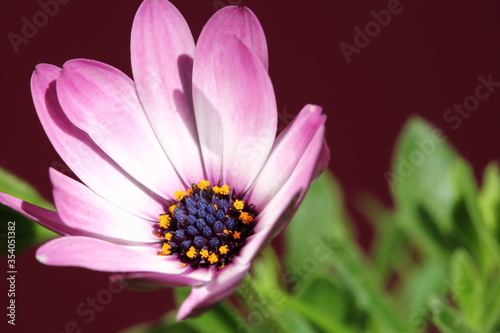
[1,0,499,332]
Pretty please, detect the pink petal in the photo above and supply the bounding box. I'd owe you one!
[237,125,328,265]
[31,63,163,220]
[111,266,213,289]
[246,105,326,210]
[0,193,73,235]
[312,140,331,186]
[50,168,159,244]
[56,59,185,200]
[36,236,186,275]
[131,0,204,184]
[200,6,268,70]
[193,35,277,193]
[176,261,250,320]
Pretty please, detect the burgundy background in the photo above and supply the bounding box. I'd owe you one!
[1,0,499,332]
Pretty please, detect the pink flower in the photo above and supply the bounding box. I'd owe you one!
[0,0,329,319]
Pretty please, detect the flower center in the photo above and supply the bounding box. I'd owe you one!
[156,180,255,269]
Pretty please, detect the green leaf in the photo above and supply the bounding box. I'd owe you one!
[356,193,407,282]
[430,296,478,333]
[251,246,282,296]
[389,117,460,257]
[451,160,500,275]
[272,311,317,333]
[293,274,360,333]
[478,162,500,242]
[326,240,412,332]
[284,171,354,287]
[296,274,347,321]
[0,167,57,253]
[450,249,483,331]
[399,259,447,319]
[0,168,53,209]
[481,273,500,332]
[285,171,411,332]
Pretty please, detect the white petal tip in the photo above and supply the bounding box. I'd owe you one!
[36,254,48,264]
[308,104,321,113]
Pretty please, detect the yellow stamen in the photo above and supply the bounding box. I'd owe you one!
[219,263,225,269]
[223,229,231,235]
[219,185,230,195]
[186,188,193,196]
[197,180,210,190]
[186,246,197,259]
[200,249,209,258]
[169,205,178,214]
[160,243,171,255]
[240,212,254,224]
[212,186,220,194]
[208,252,219,264]
[233,200,244,210]
[233,231,241,239]
[219,245,229,254]
[159,214,171,228]
[174,191,185,201]
[164,232,172,241]
[181,263,187,267]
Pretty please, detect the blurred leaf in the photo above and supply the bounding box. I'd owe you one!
[399,259,447,320]
[296,274,347,321]
[430,296,478,333]
[0,168,53,209]
[373,216,407,282]
[328,240,412,333]
[273,311,317,333]
[389,117,460,257]
[451,160,500,275]
[450,249,483,331]
[478,162,500,242]
[293,274,358,333]
[284,171,355,287]
[481,271,500,332]
[356,193,407,282]
[251,246,282,295]
[0,167,57,253]
[285,171,411,332]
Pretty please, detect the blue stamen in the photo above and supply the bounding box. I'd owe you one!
[158,182,255,269]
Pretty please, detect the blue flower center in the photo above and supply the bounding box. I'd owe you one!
[157,180,255,269]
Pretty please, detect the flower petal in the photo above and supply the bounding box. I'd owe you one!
[31,63,163,219]
[36,236,187,275]
[110,268,212,289]
[131,0,204,184]
[50,168,159,244]
[246,105,326,209]
[237,124,328,265]
[56,59,185,199]
[176,261,250,320]
[0,193,73,235]
[200,6,268,70]
[193,35,277,192]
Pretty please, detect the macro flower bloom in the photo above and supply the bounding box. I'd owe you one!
[0,0,329,319]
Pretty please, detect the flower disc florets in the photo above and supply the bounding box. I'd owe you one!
[157,180,255,269]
